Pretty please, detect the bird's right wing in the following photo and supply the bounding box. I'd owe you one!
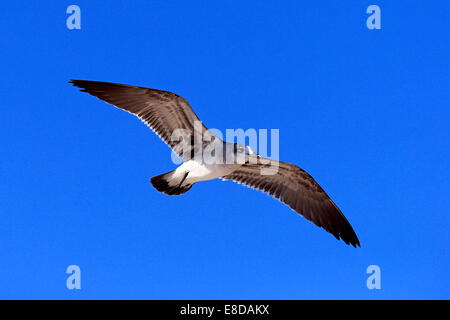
[70,80,217,158]
[223,157,360,247]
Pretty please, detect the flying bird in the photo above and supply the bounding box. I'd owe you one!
[70,80,360,247]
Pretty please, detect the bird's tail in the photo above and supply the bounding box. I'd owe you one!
[150,170,193,196]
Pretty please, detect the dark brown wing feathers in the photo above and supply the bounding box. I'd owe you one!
[69,79,209,157]
[223,159,360,247]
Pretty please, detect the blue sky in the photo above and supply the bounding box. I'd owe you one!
[0,1,448,299]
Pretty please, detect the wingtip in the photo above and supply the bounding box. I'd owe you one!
[69,79,83,87]
[69,79,99,93]
[349,237,361,248]
[69,79,97,86]
[338,229,360,248]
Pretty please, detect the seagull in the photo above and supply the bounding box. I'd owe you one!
[70,80,360,247]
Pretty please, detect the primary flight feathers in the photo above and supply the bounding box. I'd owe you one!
[70,79,360,247]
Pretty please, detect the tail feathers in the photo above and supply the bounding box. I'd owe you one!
[150,170,193,196]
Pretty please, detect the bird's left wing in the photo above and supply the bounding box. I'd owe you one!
[70,80,216,158]
[222,157,360,247]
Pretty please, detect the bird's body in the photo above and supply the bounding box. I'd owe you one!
[179,160,239,184]
[70,79,360,247]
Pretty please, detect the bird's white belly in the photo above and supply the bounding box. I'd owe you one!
[175,160,238,184]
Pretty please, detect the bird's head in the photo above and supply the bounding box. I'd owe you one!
[233,143,254,156]
[233,143,260,164]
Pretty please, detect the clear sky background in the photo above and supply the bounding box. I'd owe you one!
[0,1,448,299]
